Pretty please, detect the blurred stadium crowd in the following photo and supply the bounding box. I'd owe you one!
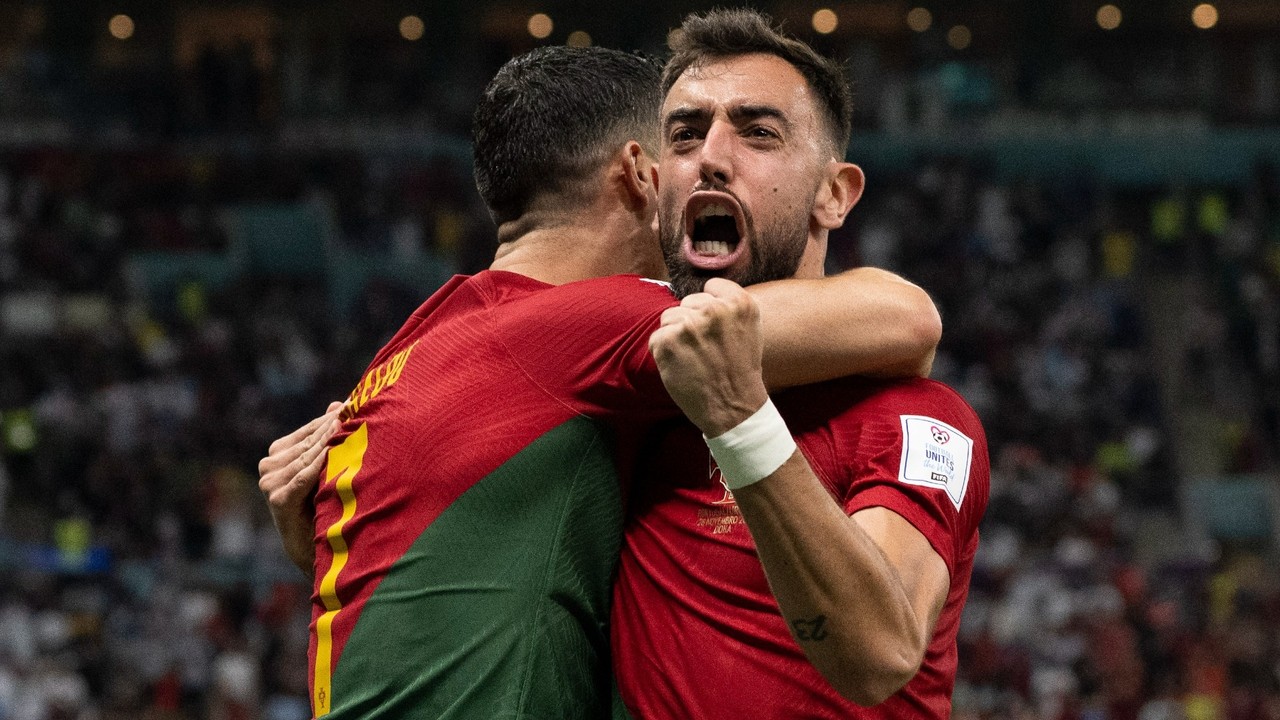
[1,2,1280,719]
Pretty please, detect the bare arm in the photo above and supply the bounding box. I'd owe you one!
[733,466,949,704]
[750,267,940,389]
[257,401,344,577]
[649,278,949,704]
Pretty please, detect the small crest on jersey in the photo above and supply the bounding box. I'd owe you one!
[898,415,973,511]
[697,453,744,534]
[709,454,736,506]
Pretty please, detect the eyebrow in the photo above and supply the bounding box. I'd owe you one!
[663,106,709,132]
[729,104,791,131]
[662,104,792,133]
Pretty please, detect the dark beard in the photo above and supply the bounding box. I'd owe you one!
[659,203,809,299]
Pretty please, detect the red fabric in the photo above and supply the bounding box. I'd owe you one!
[308,271,676,691]
[613,376,990,719]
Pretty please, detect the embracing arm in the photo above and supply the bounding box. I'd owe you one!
[749,267,940,389]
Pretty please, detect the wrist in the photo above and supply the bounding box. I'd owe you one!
[698,396,767,437]
[704,398,797,490]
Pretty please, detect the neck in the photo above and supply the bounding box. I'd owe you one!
[792,231,829,279]
[488,203,665,286]
[491,226,650,286]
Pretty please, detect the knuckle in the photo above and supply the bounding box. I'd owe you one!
[702,304,727,326]
[650,331,672,354]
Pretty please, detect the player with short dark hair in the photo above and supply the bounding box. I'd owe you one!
[473,46,663,226]
[259,42,942,718]
[654,8,860,302]
[613,9,989,718]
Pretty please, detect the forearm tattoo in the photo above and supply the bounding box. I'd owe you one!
[790,614,829,642]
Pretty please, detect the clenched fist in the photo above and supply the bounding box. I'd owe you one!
[649,278,770,437]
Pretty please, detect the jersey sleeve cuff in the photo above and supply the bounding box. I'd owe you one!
[846,485,956,579]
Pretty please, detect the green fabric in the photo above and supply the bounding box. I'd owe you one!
[329,417,624,718]
[611,675,636,720]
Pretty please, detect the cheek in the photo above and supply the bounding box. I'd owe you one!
[659,169,692,198]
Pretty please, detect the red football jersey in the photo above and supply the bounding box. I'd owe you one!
[309,271,678,718]
[613,376,990,719]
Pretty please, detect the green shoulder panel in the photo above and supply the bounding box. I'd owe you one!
[328,416,625,719]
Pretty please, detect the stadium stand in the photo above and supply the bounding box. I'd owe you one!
[0,2,1278,718]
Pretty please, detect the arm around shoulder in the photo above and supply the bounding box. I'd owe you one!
[748,267,941,389]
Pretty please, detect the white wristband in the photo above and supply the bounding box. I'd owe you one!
[704,398,797,490]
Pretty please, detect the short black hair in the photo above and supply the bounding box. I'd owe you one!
[472,46,663,226]
[663,9,852,158]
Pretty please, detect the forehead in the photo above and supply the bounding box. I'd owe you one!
[663,52,818,125]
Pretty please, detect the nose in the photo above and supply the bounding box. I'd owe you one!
[697,121,734,187]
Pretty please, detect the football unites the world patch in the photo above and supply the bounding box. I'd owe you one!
[897,415,973,510]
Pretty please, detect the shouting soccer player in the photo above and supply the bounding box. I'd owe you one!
[613,10,990,718]
[258,43,941,718]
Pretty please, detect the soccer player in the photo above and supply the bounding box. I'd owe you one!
[611,10,989,718]
[257,45,941,718]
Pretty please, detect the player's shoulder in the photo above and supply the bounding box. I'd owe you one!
[545,274,677,317]
[857,378,988,514]
[867,377,973,408]
[561,274,676,300]
[857,377,984,437]
[470,271,673,312]
[466,271,677,359]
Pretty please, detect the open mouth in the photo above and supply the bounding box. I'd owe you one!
[683,193,746,271]
[693,204,739,255]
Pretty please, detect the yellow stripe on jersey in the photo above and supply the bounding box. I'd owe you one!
[314,422,369,717]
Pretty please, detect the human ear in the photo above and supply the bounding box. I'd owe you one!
[813,161,865,230]
[621,141,656,209]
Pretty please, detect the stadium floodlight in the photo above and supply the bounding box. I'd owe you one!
[812,9,838,35]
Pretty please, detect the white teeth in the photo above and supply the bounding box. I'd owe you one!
[693,240,733,256]
[696,204,733,220]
